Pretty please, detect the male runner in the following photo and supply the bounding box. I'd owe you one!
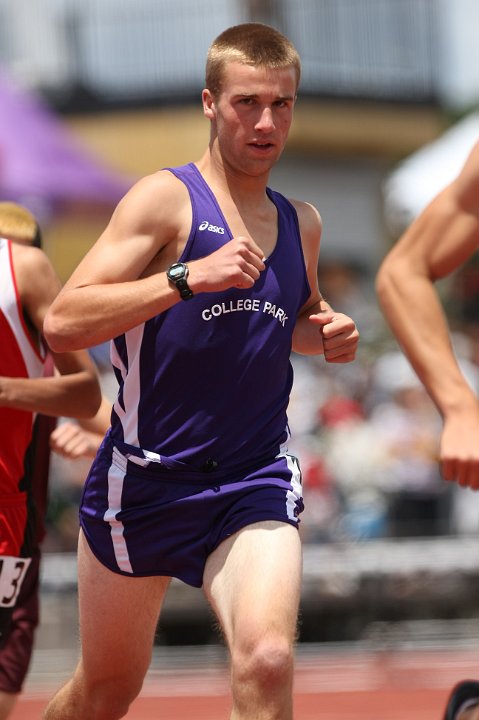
[42,23,359,720]
[377,140,479,720]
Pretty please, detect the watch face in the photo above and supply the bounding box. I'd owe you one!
[167,263,192,299]
[168,264,185,280]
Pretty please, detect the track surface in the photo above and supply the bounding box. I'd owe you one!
[11,646,478,719]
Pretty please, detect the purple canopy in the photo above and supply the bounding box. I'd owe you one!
[0,68,133,219]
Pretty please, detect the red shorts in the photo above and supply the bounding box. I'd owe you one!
[0,548,40,693]
[0,493,28,557]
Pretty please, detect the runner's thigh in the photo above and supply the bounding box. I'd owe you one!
[203,520,302,645]
[77,529,171,685]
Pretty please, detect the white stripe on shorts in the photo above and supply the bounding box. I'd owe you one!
[103,447,133,573]
[279,452,302,522]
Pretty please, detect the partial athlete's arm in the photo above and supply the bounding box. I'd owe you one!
[0,244,101,418]
[292,200,359,361]
[44,171,266,352]
[376,140,479,488]
[50,395,112,460]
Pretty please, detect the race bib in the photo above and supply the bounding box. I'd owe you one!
[0,556,31,608]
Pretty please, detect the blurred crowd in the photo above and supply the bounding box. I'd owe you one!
[45,258,479,551]
[288,259,479,544]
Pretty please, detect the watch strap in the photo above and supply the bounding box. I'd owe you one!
[167,263,194,301]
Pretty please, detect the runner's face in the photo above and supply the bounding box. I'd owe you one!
[208,62,297,176]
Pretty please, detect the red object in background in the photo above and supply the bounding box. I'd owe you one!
[318,395,365,428]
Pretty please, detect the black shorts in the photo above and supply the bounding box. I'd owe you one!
[0,548,40,693]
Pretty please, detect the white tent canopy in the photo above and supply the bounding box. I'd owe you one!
[383,112,479,237]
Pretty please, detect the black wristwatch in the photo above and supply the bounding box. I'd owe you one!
[166,262,194,301]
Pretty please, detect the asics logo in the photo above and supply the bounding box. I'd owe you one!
[199,220,225,234]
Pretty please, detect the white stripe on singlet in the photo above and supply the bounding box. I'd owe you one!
[0,239,45,379]
[110,324,144,447]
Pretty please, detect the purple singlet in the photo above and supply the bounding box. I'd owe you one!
[108,163,310,473]
[80,164,310,584]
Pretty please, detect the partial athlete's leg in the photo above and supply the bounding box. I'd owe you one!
[0,547,40,720]
[0,692,16,720]
[442,680,479,720]
[203,520,302,720]
[42,530,171,720]
[459,709,479,720]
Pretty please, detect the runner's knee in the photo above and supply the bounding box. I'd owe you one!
[78,673,143,720]
[231,634,294,689]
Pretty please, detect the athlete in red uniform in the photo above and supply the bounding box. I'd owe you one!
[0,202,101,719]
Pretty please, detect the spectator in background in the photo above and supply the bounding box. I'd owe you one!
[376,140,479,720]
[317,392,388,541]
[368,351,449,537]
[318,259,383,344]
[0,202,101,719]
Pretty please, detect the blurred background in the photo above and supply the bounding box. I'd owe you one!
[3,0,479,678]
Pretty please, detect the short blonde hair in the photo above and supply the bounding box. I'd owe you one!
[0,202,40,246]
[206,23,301,97]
